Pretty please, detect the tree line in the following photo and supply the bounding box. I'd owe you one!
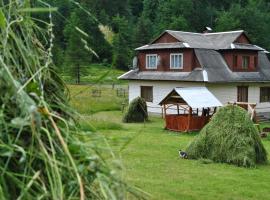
[46,0,270,74]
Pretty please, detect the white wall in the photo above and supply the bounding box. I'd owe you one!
[129,80,270,114]
[129,80,203,114]
[207,83,270,113]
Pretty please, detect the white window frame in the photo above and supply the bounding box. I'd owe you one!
[146,54,158,69]
[170,53,183,69]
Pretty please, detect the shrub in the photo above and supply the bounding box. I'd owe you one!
[123,97,148,123]
[186,105,267,167]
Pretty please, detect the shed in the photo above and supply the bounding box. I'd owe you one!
[159,87,223,132]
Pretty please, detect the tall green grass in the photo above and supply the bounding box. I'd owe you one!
[0,1,142,199]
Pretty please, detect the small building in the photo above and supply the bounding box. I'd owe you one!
[159,87,222,132]
[118,29,270,117]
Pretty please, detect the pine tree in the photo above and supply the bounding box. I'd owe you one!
[64,10,91,84]
[143,0,160,22]
[134,15,153,47]
[112,15,133,70]
[215,11,240,31]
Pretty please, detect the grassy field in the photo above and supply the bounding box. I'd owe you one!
[69,85,270,200]
[68,84,128,114]
[62,63,127,85]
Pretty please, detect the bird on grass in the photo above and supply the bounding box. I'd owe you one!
[179,150,188,159]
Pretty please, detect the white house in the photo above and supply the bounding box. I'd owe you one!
[119,29,270,116]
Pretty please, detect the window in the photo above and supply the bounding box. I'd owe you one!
[146,54,157,69]
[260,87,270,102]
[237,86,248,102]
[170,53,183,69]
[141,86,153,102]
[242,56,250,69]
[233,55,238,68]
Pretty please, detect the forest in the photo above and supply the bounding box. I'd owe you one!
[46,0,270,72]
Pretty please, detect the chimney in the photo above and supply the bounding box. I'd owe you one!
[203,27,213,34]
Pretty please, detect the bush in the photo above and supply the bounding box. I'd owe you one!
[123,97,148,123]
[186,105,267,167]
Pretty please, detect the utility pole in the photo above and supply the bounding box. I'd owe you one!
[76,63,80,84]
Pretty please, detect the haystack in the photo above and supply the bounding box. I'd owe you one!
[123,97,148,123]
[0,3,133,199]
[186,105,267,167]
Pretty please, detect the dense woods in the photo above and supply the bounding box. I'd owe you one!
[47,0,270,71]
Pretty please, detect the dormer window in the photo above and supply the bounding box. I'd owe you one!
[242,56,250,69]
[146,54,158,69]
[170,53,183,69]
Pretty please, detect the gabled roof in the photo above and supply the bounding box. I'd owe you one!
[120,29,270,83]
[204,30,247,49]
[135,42,187,50]
[118,68,204,82]
[118,51,270,83]
[159,87,223,108]
[232,43,265,51]
[165,30,215,49]
[137,30,264,51]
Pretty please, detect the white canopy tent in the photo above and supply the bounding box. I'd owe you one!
[173,87,222,108]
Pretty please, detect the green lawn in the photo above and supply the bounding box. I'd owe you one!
[68,84,128,114]
[69,85,270,200]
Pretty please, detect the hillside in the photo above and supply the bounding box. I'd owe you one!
[47,0,270,72]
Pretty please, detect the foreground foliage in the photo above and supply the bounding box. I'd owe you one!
[0,1,139,199]
[186,105,267,167]
[123,97,148,123]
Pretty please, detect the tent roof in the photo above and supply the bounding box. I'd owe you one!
[159,87,223,108]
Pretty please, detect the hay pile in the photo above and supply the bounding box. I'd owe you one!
[186,105,267,167]
[0,2,142,199]
[123,97,148,123]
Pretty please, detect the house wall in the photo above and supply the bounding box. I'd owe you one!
[235,34,250,44]
[221,50,258,71]
[138,49,201,72]
[128,80,270,114]
[154,32,179,43]
[128,80,202,114]
[207,83,270,113]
